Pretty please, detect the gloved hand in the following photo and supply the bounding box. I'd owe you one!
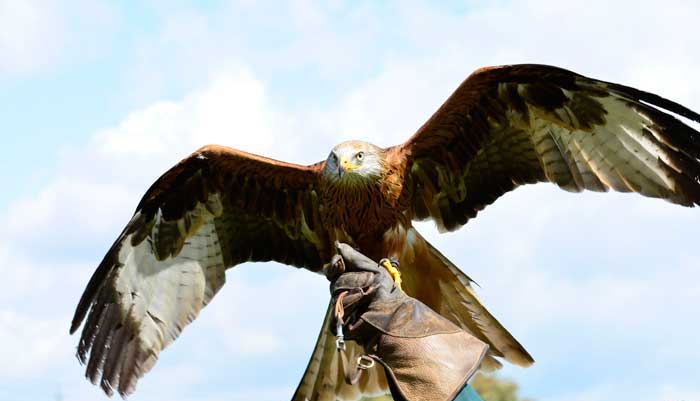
[326,242,489,401]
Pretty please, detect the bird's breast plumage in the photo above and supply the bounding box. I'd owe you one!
[319,169,410,259]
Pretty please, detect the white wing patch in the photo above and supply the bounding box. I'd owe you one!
[530,92,685,202]
[80,207,227,396]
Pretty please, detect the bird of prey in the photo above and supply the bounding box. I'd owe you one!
[70,64,700,400]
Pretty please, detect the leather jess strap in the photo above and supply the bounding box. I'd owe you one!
[335,291,347,325]
[334,291,375,385]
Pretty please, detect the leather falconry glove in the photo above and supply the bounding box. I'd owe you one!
[326,242,489,401]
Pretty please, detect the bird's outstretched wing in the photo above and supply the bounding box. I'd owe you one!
[70,145,330,397]
[398,64,700,231]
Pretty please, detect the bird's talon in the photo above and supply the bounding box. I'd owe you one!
[379,258,402,290]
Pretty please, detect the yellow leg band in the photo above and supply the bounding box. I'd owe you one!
[379,258,402,290]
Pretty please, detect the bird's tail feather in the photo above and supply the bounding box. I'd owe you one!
[291,303,389,401]
[398,228,534,369]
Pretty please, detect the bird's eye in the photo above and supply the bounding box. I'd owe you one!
[356,152,364,161]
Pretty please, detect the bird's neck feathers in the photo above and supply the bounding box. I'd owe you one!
[378,147,407,205]
[319,146,407,210]
[321,172,382,201]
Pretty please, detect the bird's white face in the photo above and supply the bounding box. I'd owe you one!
[323,140,384,185]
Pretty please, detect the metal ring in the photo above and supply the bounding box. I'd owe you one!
[357,355,375,369]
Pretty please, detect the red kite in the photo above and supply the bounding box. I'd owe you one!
[70,64,700,399]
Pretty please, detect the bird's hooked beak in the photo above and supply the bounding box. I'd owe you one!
[338,156,358,178]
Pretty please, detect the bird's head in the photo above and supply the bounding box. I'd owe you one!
[323,140,385,185]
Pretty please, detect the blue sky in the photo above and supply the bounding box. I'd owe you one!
[1,1,699,401]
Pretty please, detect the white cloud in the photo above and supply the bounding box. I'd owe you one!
[0,245,52,304]
[0,310,71,378]
[0,0,117,76]
[202,266,328,357]
[0,0,65,74]
[2,176,133,251]
[653,385,700,401]
[0,247,102,380]
[97,70,284,159]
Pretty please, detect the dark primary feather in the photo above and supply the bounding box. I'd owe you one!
[399,64,700,231]
[70,145,330,396]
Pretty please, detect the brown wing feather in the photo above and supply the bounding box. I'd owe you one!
[398,64,700,231]
[70,145,330,397]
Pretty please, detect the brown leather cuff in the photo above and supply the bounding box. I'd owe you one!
[372,331,489,401]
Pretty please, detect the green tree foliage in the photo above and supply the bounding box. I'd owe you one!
[470,374,531,401]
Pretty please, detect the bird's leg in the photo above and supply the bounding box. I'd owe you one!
[323,253,346,281]
[378,257,402,290]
